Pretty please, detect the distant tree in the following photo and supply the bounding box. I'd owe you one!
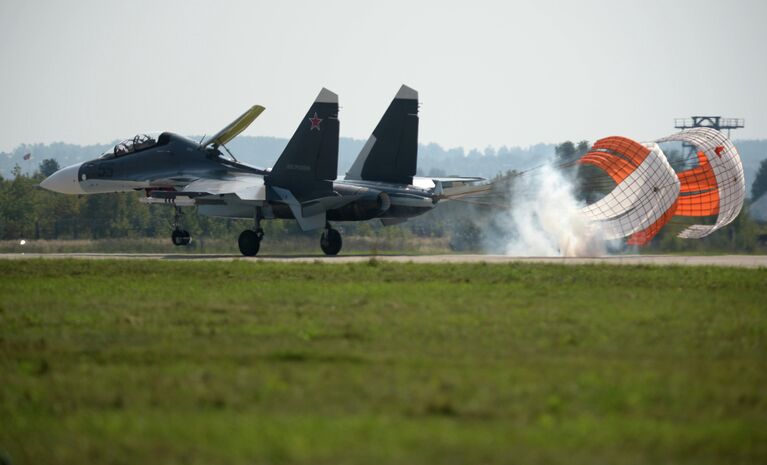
[555,141,576,161]
[576,140,590,157]
[0,168,37,238]
[39,159,60,178]
[752,158,767,200]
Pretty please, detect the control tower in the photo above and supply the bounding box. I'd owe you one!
[674,116,744,138]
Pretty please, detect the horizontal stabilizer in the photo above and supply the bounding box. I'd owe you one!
[435,181,492,200]
[430,176,486,183]
[271,186,327,231]
[411,176,490,200]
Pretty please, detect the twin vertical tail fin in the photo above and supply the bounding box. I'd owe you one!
[346,85,419,185]
[269,88,339,198]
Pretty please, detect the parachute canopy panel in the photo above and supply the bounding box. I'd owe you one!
[626,198,678,246]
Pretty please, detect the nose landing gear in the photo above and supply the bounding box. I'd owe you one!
[171,207,192,246]
[171,229,192,246]
[320,223,342,256]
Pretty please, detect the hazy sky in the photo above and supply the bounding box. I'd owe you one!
[1,0,765,153]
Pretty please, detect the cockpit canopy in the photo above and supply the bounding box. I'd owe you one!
[100,133,162,159]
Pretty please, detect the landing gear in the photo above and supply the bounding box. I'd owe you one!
[172,229,192,246]
[170,207,192,246]
[320,223,342,256]
[238,210,264,256]
[238,229,262,256]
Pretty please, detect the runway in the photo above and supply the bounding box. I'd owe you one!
[1,253,766,268]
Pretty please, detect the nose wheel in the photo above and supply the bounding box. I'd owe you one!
[170,207,192,246]
[320,224,342,256]
[171,228,192,246]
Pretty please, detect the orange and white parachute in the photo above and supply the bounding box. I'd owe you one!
[577,128,744,244]
[578,137,679,240]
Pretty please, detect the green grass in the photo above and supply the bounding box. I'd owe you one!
[1,260,766,465]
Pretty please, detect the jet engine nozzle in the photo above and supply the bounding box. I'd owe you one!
[377,192,391,213]
[327,189,392,221]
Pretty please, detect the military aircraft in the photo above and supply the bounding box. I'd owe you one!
[41,86,487,256]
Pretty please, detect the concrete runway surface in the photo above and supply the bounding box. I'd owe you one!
[1,253,766,268]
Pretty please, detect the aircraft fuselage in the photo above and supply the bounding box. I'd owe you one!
[42,132,436,224]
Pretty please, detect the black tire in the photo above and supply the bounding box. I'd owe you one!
[238,229,260,256]
[320,228,342,256]
[172,229,192,246]
[178,231,191,246]
[172,229,184,246]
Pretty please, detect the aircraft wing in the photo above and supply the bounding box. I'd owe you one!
[180,174,266,200]
[200,105,265,148]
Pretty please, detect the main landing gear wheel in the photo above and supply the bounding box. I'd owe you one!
[320,226,342,256]
[239,229,262,256]
[171,229,191,246]
[240,209,265,257]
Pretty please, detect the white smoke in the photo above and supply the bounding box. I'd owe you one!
[487,163,606,257]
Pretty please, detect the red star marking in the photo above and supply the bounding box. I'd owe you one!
[308,112,322,131]
[714,146,725,158]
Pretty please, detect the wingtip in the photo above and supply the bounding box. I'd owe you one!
[315,87,338,104]
[395,84,418,100]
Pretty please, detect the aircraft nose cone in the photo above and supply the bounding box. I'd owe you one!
[40,162,84,194]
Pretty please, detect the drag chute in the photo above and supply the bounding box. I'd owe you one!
[655,128,745,239]
[578,137,680,240]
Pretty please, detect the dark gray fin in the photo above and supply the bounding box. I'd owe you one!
[346,85,418,185]
[381,217,409,226]
[268,88,339,199]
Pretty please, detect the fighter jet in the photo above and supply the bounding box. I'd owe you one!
[41,86,487,256]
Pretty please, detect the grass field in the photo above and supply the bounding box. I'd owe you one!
[1,259,766,465]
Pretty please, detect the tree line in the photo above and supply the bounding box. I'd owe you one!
[1,155,765,253]
[0,159,464,245]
